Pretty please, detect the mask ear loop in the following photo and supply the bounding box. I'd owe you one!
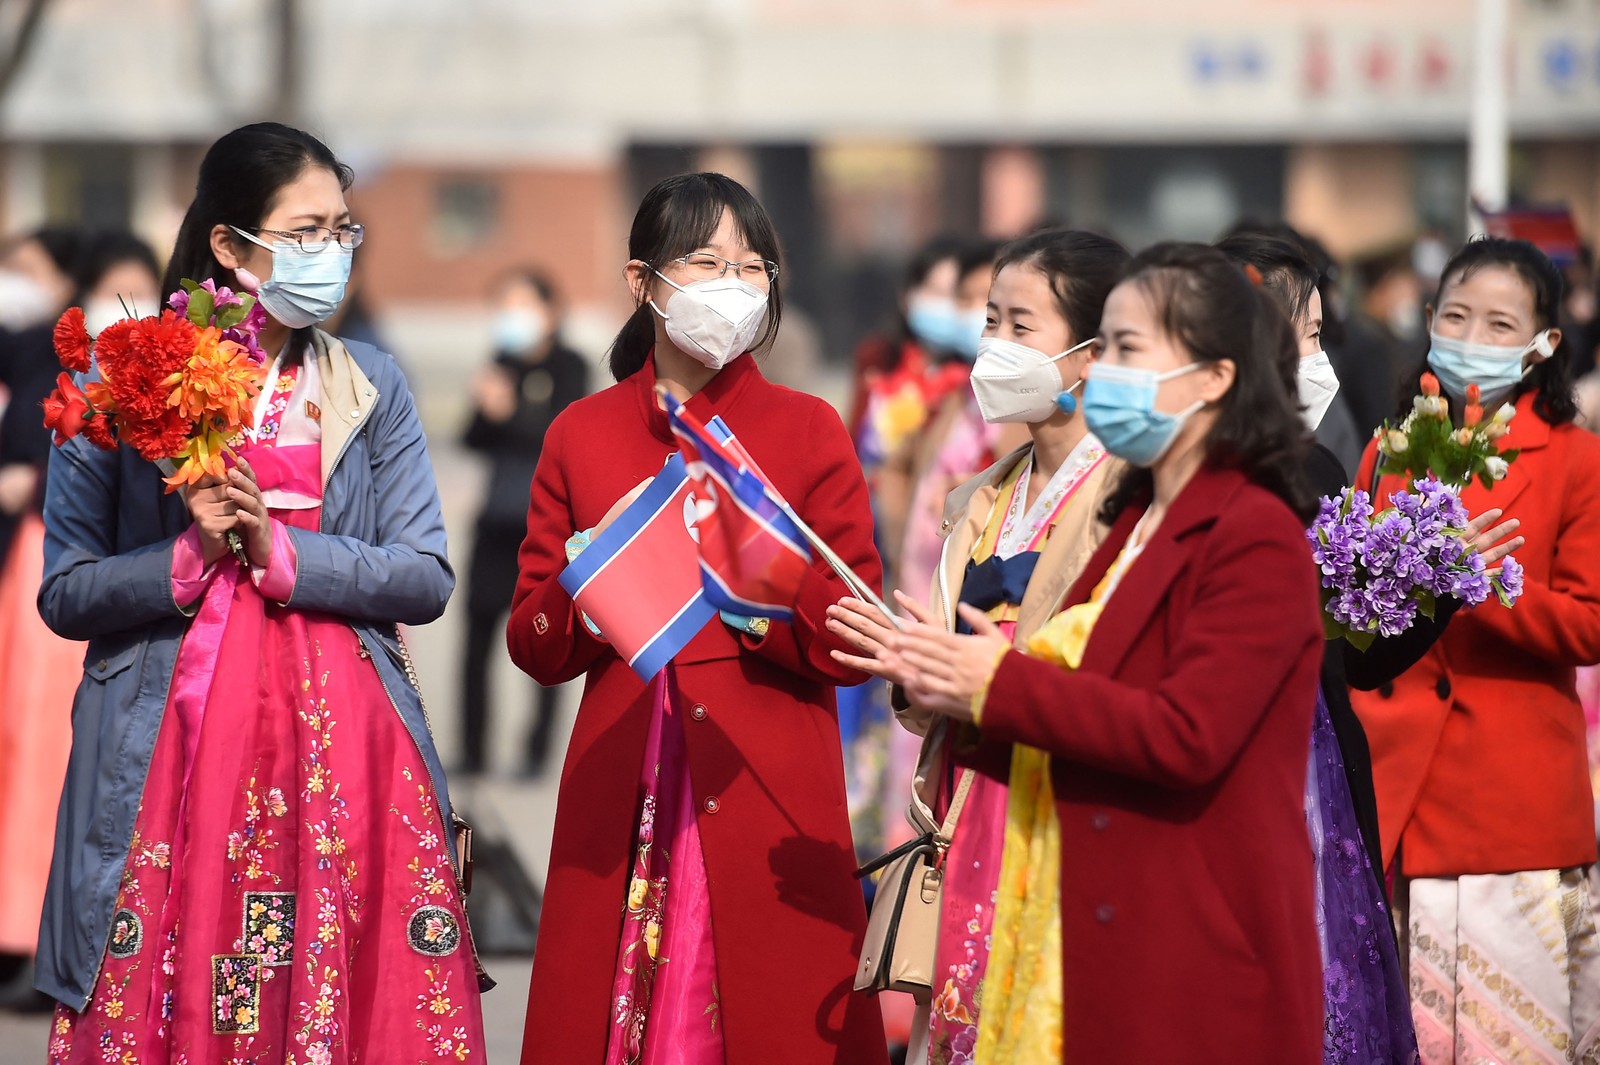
[1516,329,1556,379]
[1049,337,1098,413]
[647,268,686,321]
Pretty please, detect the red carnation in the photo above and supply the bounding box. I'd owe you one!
[103,313,197,425]
[122,408,192,464]
[82,413,117,451]
[53,308,92,373]
[42,372,92,445]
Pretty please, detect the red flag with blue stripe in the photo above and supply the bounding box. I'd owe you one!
[668,403,813,621]
[558,453,718,680]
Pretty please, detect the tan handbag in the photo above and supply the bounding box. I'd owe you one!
[853,764,975,996]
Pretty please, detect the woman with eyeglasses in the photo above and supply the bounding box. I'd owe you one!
[37,123,485,1063]
[508,172,888,1064]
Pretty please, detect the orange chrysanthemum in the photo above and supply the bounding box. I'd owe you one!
[164,326,265,431]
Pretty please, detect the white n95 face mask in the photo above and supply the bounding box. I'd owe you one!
[651,272,769,370]
[1296,350,1341,430]
[970,335,1094,424]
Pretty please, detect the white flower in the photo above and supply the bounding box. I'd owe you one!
[1493,404,1516,423]
[1485,456,1509,481]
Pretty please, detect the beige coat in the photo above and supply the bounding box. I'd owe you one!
[894,441,1123,742]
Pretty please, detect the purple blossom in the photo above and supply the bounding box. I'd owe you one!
[1311,479,1501,645]
[167,288,190,316]
[1496,555,1524,603]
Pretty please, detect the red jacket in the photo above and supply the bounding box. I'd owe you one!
[1351,392,1600,876]
[508,354,889,1064]
[979,464,1324,1065]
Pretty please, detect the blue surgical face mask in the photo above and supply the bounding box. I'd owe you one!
[494,307,548,355]
[231,227,353,329]
[1082,361,1205,467]
[950,307,986,362]
[906,296,961,353]
[1426,329,1554,403]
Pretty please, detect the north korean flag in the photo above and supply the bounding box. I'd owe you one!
[667,403,813,621]
[558,452,718,680]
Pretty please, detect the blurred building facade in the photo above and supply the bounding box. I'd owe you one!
[2,0,1597,388]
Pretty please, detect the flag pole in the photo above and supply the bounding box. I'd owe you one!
[775,500,905,630]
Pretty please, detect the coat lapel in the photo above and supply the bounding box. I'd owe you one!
[933,446,1027,628]
[313,330,379,491]
[1076,465,1248,677]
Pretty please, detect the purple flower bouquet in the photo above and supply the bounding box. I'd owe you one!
[1308,478,1523,650]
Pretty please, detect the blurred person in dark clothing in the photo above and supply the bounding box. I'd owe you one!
[0,227,88,566]
[0,229,160,1011]
[1338,243,1424,438]
[459,268,589,776]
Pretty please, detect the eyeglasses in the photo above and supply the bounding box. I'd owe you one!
[248,224,366,253]
[664,252,779,284]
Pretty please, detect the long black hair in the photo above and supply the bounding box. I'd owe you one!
[1213,231,1320,330]
[163,122,354,310]
[607,173,784,383]
[993,228,1131,346]
[1102,242,1314,523]
[1395,235,1576,426]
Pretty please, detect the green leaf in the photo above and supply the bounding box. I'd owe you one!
[186,287,215,327]
[216,302,249,330]
[180,278,202,294]
[1416,590,1436,621]
[1345,629,1377,652]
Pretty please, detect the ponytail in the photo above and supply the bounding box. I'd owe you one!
[606,305,658,383]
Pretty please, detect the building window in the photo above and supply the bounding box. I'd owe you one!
[432,177,500,257]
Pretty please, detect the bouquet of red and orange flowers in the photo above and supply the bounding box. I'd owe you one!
[43,280,271,560]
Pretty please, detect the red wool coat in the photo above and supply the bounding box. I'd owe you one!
[1351,392,1600,877]
[979,464,1325,1065]
[508,354,889,1064]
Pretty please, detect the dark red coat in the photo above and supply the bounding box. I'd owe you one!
[508,354,889,1064]
[979,464,1324,1065]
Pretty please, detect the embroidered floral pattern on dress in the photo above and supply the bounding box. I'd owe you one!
[408,906,462,957]
[108,909,143,959]
[251,369,301,445]
[212,954,263,1034]
[243,891,296,966]
[48,408,485,1063]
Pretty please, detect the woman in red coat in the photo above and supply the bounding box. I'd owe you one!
[831,243,1325,1063]
[508,173,889,1065]
[1350,237,1600,1063]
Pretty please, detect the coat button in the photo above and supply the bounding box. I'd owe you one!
[702,796,720,814]
[1095,904,1115,924]
[1378,682,1395,699]
[1091,812,1110,831]
[690,703,708,721]
[1434,677,1451,700]
[939,519,952,532]
[96,659,108,672]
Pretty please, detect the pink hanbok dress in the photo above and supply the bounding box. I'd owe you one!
[48,358,486,1065]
